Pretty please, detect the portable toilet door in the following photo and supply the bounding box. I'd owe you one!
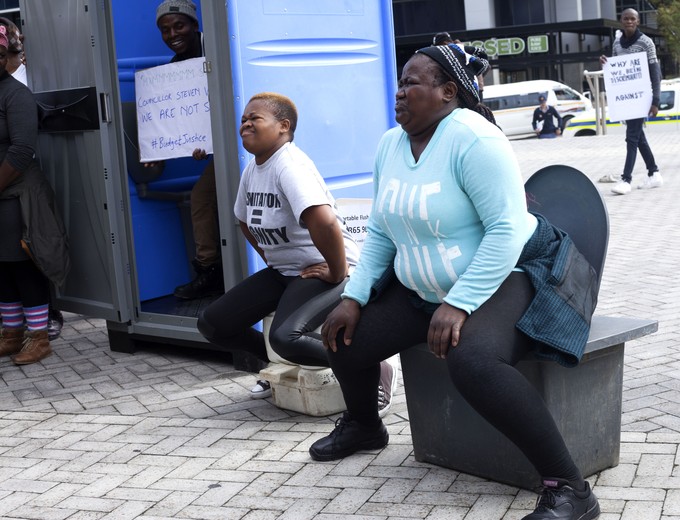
[19,0,135,327]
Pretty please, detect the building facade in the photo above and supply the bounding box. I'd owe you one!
[393,0,673,93]
[6,1,671,96]
[0,0,19,26]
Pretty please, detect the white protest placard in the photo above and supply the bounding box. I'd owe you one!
[135,57,213,162]
[603,51,652,122]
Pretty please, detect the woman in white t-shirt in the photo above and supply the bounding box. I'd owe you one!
[197,93,396,410]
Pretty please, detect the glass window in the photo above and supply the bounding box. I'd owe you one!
[516,92,546,108]
[0,0,19,11]
[486,91,547,111]
[658,90,675,111]
[496,0,545,26]
[554,87,581,101]
[392,0,466,38]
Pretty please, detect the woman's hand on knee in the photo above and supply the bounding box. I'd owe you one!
[428,303,468,359]
[321,298,361,352]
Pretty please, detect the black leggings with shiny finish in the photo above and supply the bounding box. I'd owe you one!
[197,267,346,367]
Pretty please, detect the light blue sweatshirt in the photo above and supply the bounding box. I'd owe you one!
[343,108,538,314]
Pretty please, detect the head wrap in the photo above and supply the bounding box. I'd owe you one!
[0,18,22,53]
[156,0,198,25]
[432,32,453,46]
[0,26,8,51]
[416,43,487,105]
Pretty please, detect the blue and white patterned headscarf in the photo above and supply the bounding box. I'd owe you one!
[416,43,488,105]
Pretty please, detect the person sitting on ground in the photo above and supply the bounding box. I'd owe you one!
[532,94,562,139]
[197,92,397,415]
[0,25,70,365]
[309,43,600,520]
[150,0,224,300]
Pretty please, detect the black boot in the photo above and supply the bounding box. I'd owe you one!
[174,260,225,300]
[309,412,388,461]
[47,305,64,341]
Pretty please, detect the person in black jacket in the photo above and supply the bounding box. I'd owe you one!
[532,95,562,139]
[0,25,70,364]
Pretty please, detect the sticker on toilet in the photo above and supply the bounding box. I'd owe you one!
[336,198,372,250]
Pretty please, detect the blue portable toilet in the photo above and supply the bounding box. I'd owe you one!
[226,1,397,275]
[21,0,397,357]
[114,1,208,301]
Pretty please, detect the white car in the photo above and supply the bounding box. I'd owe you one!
[484,80,592,138]
[564,78,680,136]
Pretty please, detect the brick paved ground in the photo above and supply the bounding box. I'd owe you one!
[0,131,678,519]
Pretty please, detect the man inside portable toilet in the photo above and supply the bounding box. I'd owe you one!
[152,0,224,300]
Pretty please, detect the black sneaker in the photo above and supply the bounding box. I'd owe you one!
[523,478,600,519]
[309,412,388,462]
[377,360,398,418]
[47,307,64,341]
[174,261,225,300]
[250,380,272,399]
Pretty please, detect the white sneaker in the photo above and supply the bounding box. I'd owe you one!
[378,360,398,418]
[638,172,663,189]
[611,181,632,195]
[598,173,619,183]
[250,380,272,399]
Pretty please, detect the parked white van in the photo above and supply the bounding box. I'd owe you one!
[563,78,680,137]
[484,80,592,138]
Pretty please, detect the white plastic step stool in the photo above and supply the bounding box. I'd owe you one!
[259,314,347,416]
[257,198,372,416]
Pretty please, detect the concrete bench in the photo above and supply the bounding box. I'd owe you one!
[399,314,658,490]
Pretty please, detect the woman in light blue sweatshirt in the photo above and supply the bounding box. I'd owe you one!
[308,44,600,520]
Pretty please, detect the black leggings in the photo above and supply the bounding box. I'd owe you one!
[0,260,50,307]
[327,272,582,483]
[197,267,346,366]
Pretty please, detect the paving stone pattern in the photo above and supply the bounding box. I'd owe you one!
[1,132,679,519]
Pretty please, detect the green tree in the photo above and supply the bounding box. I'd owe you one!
[656,0,680,65]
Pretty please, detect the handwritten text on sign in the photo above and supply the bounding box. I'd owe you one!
[603,52,652,122]
[135,57,213,162]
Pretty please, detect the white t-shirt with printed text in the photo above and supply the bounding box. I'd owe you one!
[234,142,360,276]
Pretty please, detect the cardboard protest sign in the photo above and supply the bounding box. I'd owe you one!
[135,57,213,162]
[603,52,652,122]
